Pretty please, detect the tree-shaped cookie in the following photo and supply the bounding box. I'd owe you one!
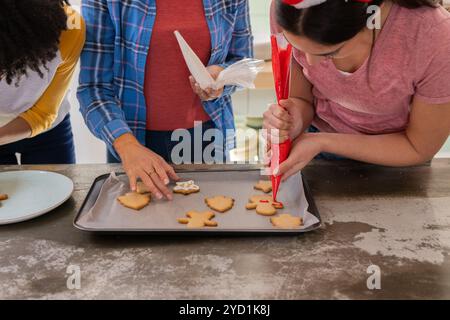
[117,192,151,210]
[271,214,303,229]
[177,211,218,228]
[254,180,272,193]
[245,195,283,216]
[205,196,234,213]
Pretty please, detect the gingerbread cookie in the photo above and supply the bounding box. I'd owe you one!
[254,180,272,193]
[205,196,234,213]
[117,192,151,211]
[173,180,200,195]
[136,181,151,194]
[177,211,218,228]
[271,214,303,229]
[246,195,283,216]
[0,194,8,201]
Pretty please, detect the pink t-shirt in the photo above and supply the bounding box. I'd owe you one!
[271,3,450,135]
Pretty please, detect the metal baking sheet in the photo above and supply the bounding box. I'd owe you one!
[74,168,321,235]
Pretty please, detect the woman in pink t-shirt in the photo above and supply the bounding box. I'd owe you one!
[265,0,450,179]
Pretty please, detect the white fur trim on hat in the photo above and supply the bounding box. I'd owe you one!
[284,0,328,9]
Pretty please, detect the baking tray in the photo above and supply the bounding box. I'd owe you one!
[74,167,321,235]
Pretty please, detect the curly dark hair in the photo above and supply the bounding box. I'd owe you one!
[0,0,69,85]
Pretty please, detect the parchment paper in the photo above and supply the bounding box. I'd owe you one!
[77,171,320,232]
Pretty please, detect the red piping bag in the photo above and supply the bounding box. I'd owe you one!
[270,34,293,202]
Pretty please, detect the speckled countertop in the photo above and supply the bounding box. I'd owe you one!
[1,160,449,299]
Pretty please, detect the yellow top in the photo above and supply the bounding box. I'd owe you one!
[19,7,85,137]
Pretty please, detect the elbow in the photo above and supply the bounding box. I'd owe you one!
[403,133,438,166]
[401,151,435,167]
[414,152,435,165]
[41,113,58,132]
[21,110,58,137]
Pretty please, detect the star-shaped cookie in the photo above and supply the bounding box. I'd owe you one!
[173,180,200,195]
[177,211,218,228]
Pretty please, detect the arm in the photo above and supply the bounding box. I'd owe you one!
[276,97,450,179]
[0,7,85,145]
[77,0,179,198]
[0,118,31,146]
[191,0,254,100]
[318,97,450,166]
[77,0,132,158]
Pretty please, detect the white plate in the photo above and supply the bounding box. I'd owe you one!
[0,170,74,225]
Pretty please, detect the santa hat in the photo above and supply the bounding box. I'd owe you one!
[282,0,372,10]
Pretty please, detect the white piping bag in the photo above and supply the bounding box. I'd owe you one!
[174,30,264,91]
[174,30,215,90]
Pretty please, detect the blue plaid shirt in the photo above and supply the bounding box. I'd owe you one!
[77,0,253,158]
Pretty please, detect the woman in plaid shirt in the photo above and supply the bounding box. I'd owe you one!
[78,0,253,200]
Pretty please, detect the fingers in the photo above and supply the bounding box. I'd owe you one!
[150,172,173,200]
[262,123,290,144]
[138,171,163,200]
[121,141,180,200]
[143,160,174,200]
[206,87,223,99]
[129,173,137,192]
[195,84,209,101]
[151,161,170,185]
[274,155,307,182]
[264,109,292,131]
[263,104,293,135]
[262,149,272,167]
[189,76,222,101]
[281,162,307,182]
[162,161,180,181]
[206,65,224,79]
[270,103,292,123]
[279,99,294,110]
[189,76,206,98]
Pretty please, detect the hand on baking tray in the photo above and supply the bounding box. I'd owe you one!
[189,65,224,101]
[114,133,179,200]
[272,133,322,181]
[263,98,306,145]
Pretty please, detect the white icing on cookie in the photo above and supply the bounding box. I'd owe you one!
[173,180,200,192]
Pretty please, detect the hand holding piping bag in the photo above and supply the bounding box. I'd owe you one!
[189,65,225,101]
[270,33,293,202]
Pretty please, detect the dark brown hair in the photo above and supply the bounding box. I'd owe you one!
[0,0,69,85]
[276,0,439,45]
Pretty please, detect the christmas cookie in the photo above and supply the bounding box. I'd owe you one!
[117,192,151,211]
[177,211,218,228]
[254,180,272,193]
[205,196,234,213]
[271,214,303,229]
[246,195,283,216]
[173,180,200,195]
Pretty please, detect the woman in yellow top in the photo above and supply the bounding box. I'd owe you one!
[0,0,85,164]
